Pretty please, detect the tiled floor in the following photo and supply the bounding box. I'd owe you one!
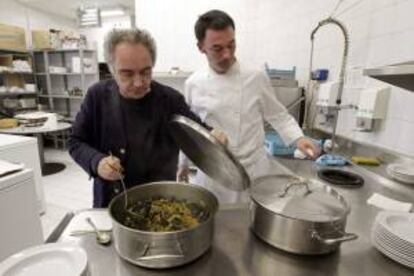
[40,148,92,239]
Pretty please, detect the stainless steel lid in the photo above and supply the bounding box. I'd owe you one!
[251,174,349,222]
[169,115,250,191]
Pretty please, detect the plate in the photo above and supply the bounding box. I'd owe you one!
[372,238,414,268]
[0,243,88,276]
[387,164,414,184]
[372,229,414,261]
[381,213,414,244]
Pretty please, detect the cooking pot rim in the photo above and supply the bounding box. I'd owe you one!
[108,181,219,234]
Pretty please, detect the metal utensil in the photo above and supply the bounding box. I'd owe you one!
[86,217,111,245]
[70,229,112,237]
[108,152,144,219]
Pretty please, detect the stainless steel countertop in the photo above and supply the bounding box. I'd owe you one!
[55,157,414,275]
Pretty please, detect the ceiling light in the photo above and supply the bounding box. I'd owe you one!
[100,8,126,17]
[77,7,101,28]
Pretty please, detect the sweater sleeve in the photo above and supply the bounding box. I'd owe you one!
[67,86,106,177]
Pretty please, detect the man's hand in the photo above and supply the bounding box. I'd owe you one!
[296,137,321,160]
[97,155,124,181]
[177,165,190,183]
[210,129,228,146]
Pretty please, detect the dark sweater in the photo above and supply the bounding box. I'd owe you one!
[68,79,209,207]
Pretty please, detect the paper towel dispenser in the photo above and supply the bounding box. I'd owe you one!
[356,86,390,131]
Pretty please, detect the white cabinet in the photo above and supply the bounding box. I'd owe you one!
[0,134,45,213]
[0,169,43,261]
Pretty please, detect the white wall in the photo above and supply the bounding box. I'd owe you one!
[0,0,76,48]
[136,0,414,157]
[79,15,134,62]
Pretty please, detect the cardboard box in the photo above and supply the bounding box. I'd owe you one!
[4,74,24,88]
[0,55,13,67]
[32,30,53,50]
[0,24,26,51]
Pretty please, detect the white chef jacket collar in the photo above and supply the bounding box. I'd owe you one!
[207,60,240,78]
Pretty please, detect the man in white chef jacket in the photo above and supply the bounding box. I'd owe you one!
[178,9,320,203]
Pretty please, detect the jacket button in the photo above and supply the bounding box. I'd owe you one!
[120,148,126,154]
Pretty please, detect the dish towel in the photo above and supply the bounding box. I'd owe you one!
[315,154,348,166]
[61,210,112,239]
[367,193,413,212]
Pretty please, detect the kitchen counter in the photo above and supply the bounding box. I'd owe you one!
[52,157,414,275]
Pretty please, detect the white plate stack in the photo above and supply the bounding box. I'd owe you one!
[371,211,414,269]
[387,163,414,184]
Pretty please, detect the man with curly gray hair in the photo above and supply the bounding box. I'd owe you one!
[68,28,225,207]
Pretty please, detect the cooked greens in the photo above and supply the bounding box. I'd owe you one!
[123,198,209,232]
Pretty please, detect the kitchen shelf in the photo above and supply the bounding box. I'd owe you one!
[0,48,28,54]
[38,94,83,100]
[153,71,192,78]
[50,72,97,76]
[33,49,95,53]
[363,61,414,92]
[36,72,97,76]
[0,71,33,75]
[0,92,37,97]
[0,49,38,115]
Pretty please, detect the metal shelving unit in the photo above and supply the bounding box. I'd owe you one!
[33,48,98,121]
[0,49,38,115]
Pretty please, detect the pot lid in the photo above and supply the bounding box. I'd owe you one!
[251,174,349,222]
[169,115,250,191]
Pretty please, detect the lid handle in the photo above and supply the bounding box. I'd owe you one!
[279,180,311,198]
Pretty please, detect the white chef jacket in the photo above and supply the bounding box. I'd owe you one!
[180,61,304,203]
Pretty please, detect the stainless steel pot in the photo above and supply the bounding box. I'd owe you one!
[250,174,358,255]
[108,182,219,268]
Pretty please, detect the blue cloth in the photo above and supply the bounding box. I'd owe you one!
[265,131,323,157]
[316,154,348,166]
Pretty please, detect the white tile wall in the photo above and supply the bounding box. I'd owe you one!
[136,0,414,157]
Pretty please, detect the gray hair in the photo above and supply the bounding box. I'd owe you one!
[104,28,157,71]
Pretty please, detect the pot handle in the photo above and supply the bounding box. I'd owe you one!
[311,230,358,245]
[137,241,185,261]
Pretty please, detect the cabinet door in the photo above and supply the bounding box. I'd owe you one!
[0,175,43,261]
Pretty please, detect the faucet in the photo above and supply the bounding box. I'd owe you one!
[305,17,350,153]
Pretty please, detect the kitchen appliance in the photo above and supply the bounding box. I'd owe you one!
[0,169,43,261]
[109,182,218,269]
[0,134,45,213]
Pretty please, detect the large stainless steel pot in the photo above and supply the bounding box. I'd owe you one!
[250,174,358,255]
[108,182,218,269]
